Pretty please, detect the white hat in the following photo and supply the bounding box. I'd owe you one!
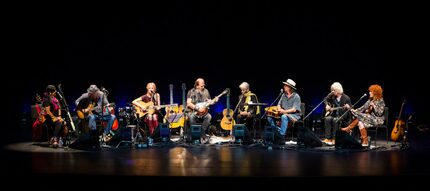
[282,79,296,90]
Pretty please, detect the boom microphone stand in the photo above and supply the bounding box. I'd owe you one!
[260,89,284,120]
[303,91,334,122]
[335,93,367,124]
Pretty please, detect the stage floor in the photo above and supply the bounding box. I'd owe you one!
[2,137,429,177]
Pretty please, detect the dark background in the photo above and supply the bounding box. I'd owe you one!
[5,3,424,145]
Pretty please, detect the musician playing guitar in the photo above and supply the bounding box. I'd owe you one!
[322,82,351,144]
[186,78,220,141]
[266,79,301,144]
[75,84,116,143]
[43,85,67,148]
[132,82,161,137]
[341,84,385,147]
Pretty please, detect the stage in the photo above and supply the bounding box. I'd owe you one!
[2,136,429,177]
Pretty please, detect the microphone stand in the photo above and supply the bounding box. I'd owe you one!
[260,90,283,120]
[57,84,76,146]
[303,91,333,122]
[233,95,244,121]
[335,94,367,124]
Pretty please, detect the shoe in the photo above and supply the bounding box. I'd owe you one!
[103,133,113,142]
[51,137,59,148]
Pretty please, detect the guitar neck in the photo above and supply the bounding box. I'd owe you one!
[169,84,174,105]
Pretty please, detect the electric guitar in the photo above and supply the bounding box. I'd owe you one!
[193,88,229,118]
[220,89,235,130]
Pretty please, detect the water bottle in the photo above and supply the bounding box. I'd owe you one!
[148,137,153,146]
[59,137,63,147]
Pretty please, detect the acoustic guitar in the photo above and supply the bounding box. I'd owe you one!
[134,100,177,118]
[165,84,185,128]
[220,89,235,131]
[35,94,46,123]
[391,100,406,141]
[324,103,345,117]
[265,106,281,118]
[76,103,115,119]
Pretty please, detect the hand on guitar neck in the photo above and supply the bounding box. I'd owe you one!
[325,103,350,117]
[193,89,228,118]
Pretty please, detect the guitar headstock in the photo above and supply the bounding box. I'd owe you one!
[35,94,42,104]
[222,88,230,95]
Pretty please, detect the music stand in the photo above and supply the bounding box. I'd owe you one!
[245,102,268,141]
[166,113,184,124]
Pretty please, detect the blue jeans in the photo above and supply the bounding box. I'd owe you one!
[267,114,290,136]
[88,114,116,135]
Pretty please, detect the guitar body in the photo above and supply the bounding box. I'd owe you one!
[220,108,235,130]
[134,100,156,118]
[391,119,405,141]
[193,89,229,118]
[77,103,94,119]
[36,104,46,124]
[265,106,281,118]
[193,102,209,117]
[35,95,46,123]
[101,118,119,131]
[391,100,406,142]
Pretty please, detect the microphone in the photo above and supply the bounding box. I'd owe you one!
[360,93,367,99]
[280,89,284,94]
[325,90,335,99]
[101,87,109,93]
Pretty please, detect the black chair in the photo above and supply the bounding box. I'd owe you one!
[290,103,306,140]
[366,107,389,147]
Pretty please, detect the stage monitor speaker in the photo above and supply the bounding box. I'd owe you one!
[159,123,170,142]
[297,125,322,147]
[190,125,202,140]
[335,131,364,149]
[264,126,275,143]
[233,124,246,142]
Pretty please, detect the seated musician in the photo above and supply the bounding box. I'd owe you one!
[323,82,351,144]
[75,84,116,143]
[236,82,260,136]
[132,82,162,138]
[266,79,301,143]
[186,78,219,141]
[43,85,67,148]
[341,84,385,147]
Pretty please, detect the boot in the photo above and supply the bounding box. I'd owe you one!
[341,118,358,133]
[360,128,368,147]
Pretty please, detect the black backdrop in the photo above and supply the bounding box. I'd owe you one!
[5,3,424,144]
